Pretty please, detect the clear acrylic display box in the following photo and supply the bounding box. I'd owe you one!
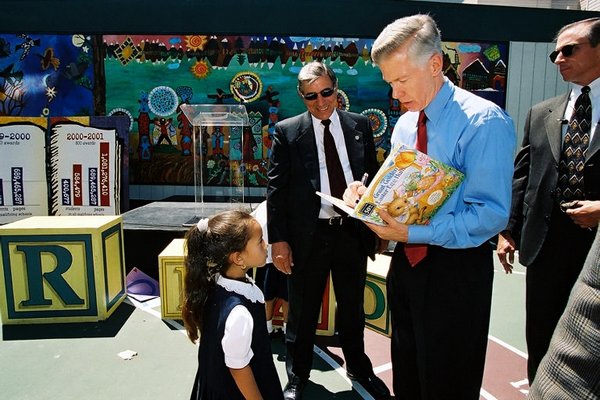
[179,104,249,225]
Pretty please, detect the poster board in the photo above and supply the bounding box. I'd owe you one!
[0,117,49,224]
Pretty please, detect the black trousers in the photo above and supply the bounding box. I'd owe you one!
[388,242,493,400]
[525,207,595,384]
[285,219,374,381]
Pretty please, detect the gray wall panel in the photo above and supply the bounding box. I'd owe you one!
[506,41,569,148]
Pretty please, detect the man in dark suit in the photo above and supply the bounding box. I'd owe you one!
[267,61,390,400]
[497,17,600,384]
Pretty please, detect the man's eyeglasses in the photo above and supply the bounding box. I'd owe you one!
[549,42,588,63]
[300,87,336,101]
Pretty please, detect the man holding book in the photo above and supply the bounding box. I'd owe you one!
[346,14,516,399]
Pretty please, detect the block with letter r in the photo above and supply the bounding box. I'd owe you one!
[0,216,126,324]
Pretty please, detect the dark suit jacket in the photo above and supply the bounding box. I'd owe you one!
[266,110,379,261]
[507,93,600,266]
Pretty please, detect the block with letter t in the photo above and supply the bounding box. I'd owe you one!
[0,216,126,324]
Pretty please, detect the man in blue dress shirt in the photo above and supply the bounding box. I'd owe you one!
[364,14,516,400]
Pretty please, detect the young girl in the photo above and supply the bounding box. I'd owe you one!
[182,210,283,400]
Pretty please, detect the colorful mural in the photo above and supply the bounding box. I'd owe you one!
[0,34,95,117]
[1,33,508,190]
[104,35,509,188]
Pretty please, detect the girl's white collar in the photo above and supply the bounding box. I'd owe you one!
[216,274,264,303]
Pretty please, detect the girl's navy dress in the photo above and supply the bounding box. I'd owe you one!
[190,282,283,399]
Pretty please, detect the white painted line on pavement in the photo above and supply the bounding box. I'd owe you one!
[313,345,374,399]
[373,362,392,374]
[488,335,528,359]
[125,296,186,333]
[480,387,499,400]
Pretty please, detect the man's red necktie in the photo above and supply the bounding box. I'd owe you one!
[404,110,428,267]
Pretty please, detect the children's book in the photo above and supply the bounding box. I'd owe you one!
[317,144,464,226]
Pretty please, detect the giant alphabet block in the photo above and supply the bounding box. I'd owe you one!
[158,238,186,320]
[365,254,391,337]
[0,216,126,324]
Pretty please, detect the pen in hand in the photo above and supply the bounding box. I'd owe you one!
[355,173,369,205]
[360,172,369,186]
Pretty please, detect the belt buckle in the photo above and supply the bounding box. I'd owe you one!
[328,216,343,226]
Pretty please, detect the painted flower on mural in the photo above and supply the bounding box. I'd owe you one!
[207,159,215,169]
[191,60,211,79]
[185,35,208,51]
[148,86,179,116]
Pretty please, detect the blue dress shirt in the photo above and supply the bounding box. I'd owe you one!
[391,78,516,248]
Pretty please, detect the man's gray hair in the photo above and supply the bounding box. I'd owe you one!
[297,61,338,94]
[371,14,442,67]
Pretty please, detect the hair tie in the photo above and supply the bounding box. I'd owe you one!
[196,218,209,232]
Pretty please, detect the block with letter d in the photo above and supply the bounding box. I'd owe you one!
[365,254,391,337]
[0,216,126,324]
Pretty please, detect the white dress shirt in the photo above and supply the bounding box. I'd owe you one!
[311,110,354,218]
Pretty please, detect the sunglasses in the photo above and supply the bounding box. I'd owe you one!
[549,42,588,63]
[300,87,336,101]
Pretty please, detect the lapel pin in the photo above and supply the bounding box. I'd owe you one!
[355,135,360,141]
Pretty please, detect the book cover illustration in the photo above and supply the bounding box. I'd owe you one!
[0,117,49,224]
[318,145,464,226]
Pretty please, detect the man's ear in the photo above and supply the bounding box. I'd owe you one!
[430,52,443,76]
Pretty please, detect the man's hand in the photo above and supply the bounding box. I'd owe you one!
[271,241,293,275]
[496,230,516,274]
[566,200,600,230]
[343,181,367,208]
[365,208,409,242]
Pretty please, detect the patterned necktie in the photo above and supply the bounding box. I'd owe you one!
[558,86,592,203]
[404,111,428,267]
[322,119,346,200]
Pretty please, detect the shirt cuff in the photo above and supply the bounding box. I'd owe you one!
[222,305,254,369]
[408,224,434,244]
